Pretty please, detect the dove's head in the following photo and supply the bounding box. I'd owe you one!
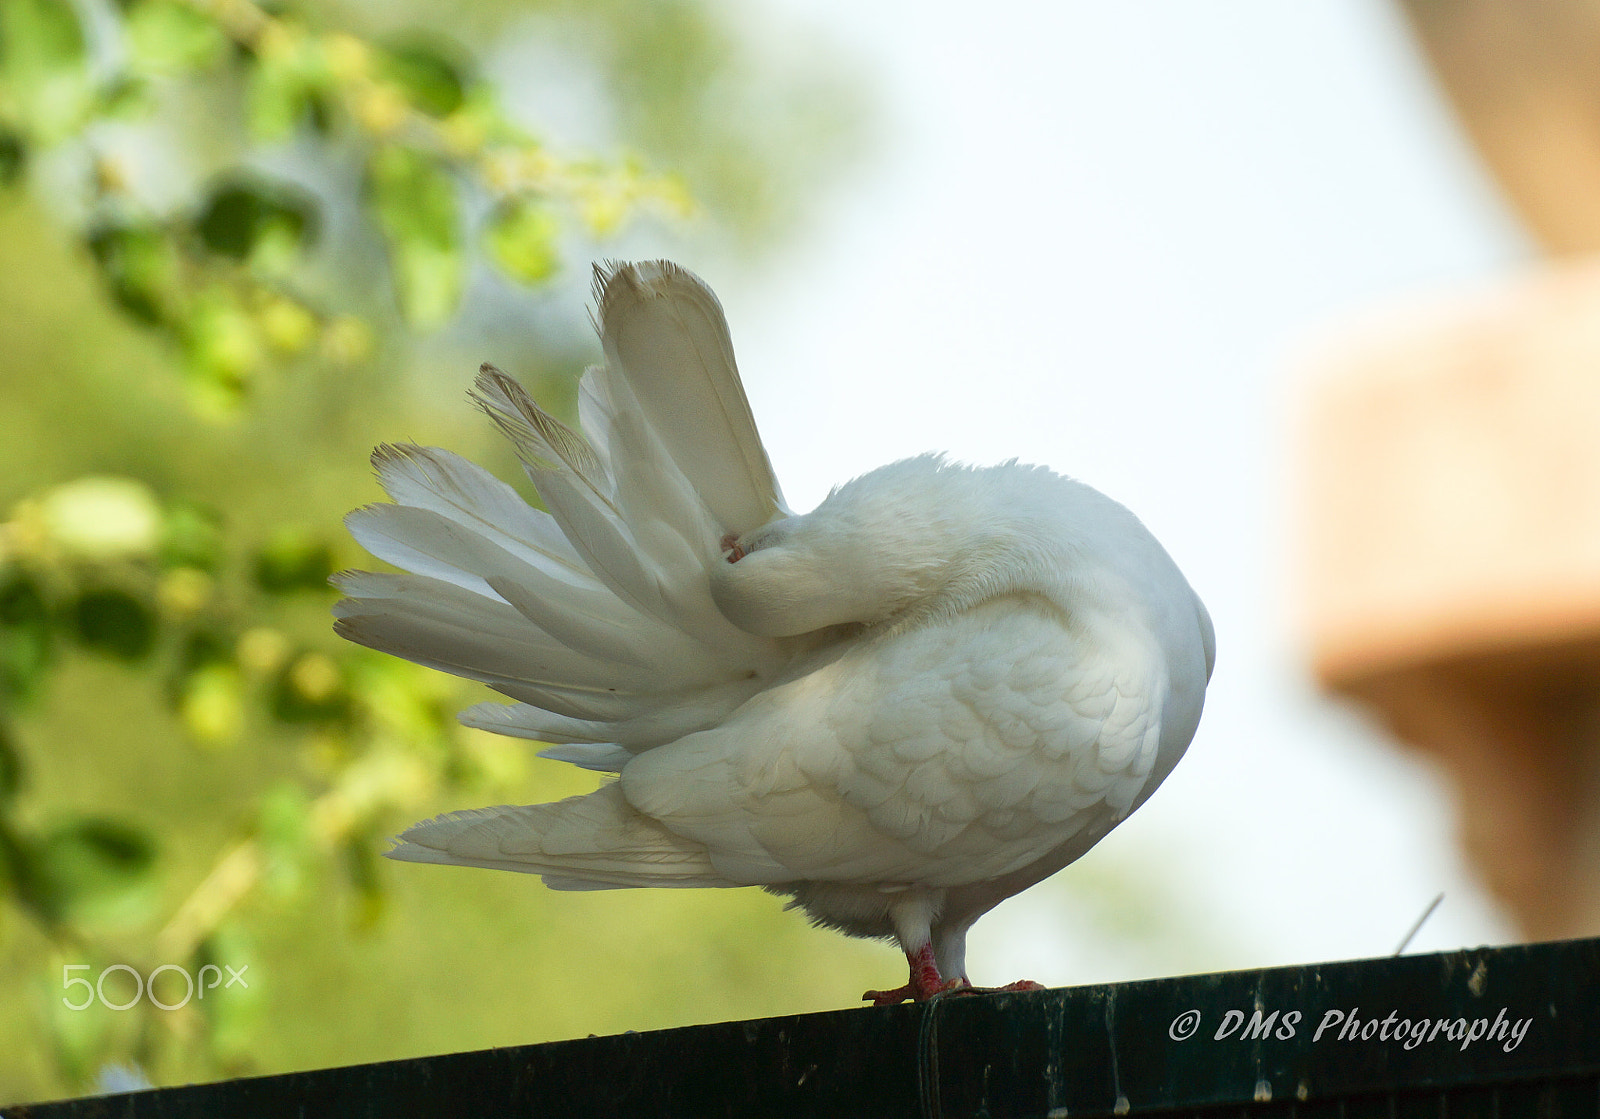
[710,454,983,637]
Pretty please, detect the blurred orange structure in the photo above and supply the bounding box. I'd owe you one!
[1301,1,1600,939]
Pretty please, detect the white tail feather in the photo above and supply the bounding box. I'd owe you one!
[369,443,589,580]
[472,364,614,506]
[337,261,791,779]
[386,784,734,889]
[593,260,786,534]
[536,743,634,772]
[333,571,657,692]
[456,674,768,748]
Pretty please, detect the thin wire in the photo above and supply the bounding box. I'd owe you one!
[1394,893,1445,956]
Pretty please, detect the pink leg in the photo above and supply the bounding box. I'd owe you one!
[862,944,969,1005]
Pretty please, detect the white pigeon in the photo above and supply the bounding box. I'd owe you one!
[335,260,1215,1004]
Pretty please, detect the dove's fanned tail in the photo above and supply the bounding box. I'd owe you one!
[387,783,736,889]
[334,262,790,763]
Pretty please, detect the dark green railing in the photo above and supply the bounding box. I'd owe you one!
[8,937,1598,1118]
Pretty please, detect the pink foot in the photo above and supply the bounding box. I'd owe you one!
[968,979,1046,995]
[863,982,916,1006]
[862,977,968,1006]
[864,975,1046,1004]
[863,944,969,1005]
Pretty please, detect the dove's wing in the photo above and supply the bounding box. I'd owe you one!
[594,260,786,536]
[618,595,1169,889]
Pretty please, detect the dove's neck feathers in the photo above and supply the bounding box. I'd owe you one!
[710,454,1175,641]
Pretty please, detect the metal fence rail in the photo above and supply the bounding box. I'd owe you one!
[8,937,1598,1119]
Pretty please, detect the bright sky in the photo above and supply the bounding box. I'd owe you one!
[699,0,1534,984]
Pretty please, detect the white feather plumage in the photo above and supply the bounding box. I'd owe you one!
[337,260,1214,1003]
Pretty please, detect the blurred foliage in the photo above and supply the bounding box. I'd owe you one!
[0,0,875,1104]
[0,0,703,412]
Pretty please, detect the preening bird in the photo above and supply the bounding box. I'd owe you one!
[335,260,1214,1004]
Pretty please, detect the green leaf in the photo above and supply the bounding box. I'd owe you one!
[0,817,25,892]
[257,294,317,353]
[483,198,560,285]
[193,925,262,1062]
[176,627,232,673]
[246,30,330,142]
[0,573,53,704]
[39,957,113,1087]
[86,221,176,326]
[0,721,24,801]
[71,587,156,661]
[194,176,318,269]
[0,130,26,185]
[182,286,263,406]
[0,573,48,629]
[257,781,312,897]
[253,525,333,593]
[23,818,159,925]
[94,71,154,120]
[177,662,243,745]
[0,0,91,141]
[125,0,227,74]
[270,652,349,725]
[367,145,462,328]
[377,36,468,118]
[160,500,225,572]
[0,0,84,63]
[342,832,385,928]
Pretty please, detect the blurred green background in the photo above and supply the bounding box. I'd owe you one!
[0,0,878,1102]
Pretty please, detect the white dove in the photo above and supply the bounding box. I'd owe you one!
[335,260,1214,1004]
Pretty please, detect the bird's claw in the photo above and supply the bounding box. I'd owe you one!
[862,976,970,1005]
[862,977,1044,1005]
[863,984,916,1006]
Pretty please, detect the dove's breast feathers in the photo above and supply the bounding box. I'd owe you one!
[340,259,1213,998]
